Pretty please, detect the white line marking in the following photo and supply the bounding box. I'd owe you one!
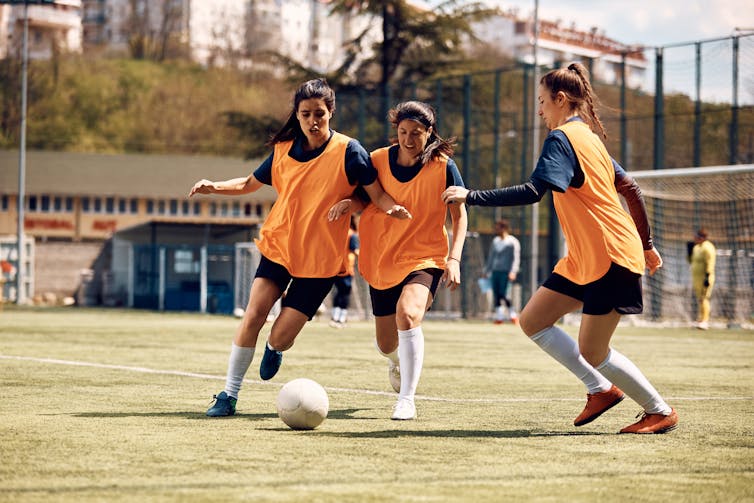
[2,354,751,403]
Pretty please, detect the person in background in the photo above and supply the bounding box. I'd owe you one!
[330,100,467,420]
[330,215,360,328]
[443,63,678,434]
[687,228,716,330]
[485,218,521,324]
[189,78,411,417]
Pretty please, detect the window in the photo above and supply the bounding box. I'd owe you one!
[193,202,200,215]
[105,197,115,214]
[130,198,138,214]
[1,195,7,211]
[53,196,62,212]
[232,201,240,217]
[181,200,189,215]
[40,195,50,212]
[118,199,127,214]
[146,200,154,214]
[28,195,37,211]
[209,202,217,216]
[65,197,73,212]
[256,204,263,217]
[173,249,198,274]
[158,200,166,215]
[93,197,102,213]
[81,197,90,212]
[169,199,178,215]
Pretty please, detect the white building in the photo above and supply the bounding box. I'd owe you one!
[474,12,648,88]
[0,0,82,60]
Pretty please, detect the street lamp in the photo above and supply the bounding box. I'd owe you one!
[0,0,54,303]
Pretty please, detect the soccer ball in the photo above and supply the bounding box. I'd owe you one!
[276,378,329,430]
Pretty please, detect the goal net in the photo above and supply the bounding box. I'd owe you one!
[629,164,754,327]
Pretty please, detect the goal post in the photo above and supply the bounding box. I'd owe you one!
[628,164,754,327]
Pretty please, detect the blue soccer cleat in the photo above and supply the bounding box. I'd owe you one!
[206,391,237,417]
[260,344,283,380]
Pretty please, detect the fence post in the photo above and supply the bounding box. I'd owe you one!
[729,36,739,165]
[653,47,664,170]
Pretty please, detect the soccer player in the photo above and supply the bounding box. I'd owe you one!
[329,215,360,328]
[189,78,411,417]
[330,101,467,420]
[442,63,678,434]
[485,218,521,324]
[688,228,716,330]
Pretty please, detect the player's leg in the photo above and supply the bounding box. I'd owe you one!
[374,314,400,393]
[207,276,282,417]
[519,281,619,426]
[391,281,432,420]
[260,276,335,380]
[581,264,676,433]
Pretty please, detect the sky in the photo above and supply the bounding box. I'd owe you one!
[487,0,753,48]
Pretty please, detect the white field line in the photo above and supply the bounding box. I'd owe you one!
[2,354,752,404]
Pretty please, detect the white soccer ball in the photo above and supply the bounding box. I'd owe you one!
[276,378,329,430]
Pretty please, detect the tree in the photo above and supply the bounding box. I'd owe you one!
[328,0,498,89]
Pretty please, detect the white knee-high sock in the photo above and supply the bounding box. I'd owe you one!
[596,349,672,415]
[376,341,399,364]
[531,326,612,394]
[224,343,254,399]
[398,326,424,401]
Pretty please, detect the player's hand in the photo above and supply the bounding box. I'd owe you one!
[442,186,469,204]
[328,199,352,222]
[644,247,663,276]
[386,205,412,219]
[442,259,461,291]
[188,179,214,197]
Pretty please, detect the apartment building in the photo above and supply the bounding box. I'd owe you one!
[0,0,82,59]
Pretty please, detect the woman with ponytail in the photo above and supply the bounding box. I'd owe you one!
[190,78,411,417]
[442,63,677,434]
[330,100,468,420]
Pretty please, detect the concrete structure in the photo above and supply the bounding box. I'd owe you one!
[0,149,275,310]
[473,11,648,88]
[0,0,82,60]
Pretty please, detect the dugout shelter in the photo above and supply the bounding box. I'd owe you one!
[0,149,274,312]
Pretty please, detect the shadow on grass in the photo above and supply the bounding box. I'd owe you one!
[318,429,610,439]
[63,407,370,421]
[65,411,278,420]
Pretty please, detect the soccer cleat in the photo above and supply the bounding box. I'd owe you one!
[388,360,401,393]
[619,408,678,434]
[574,384,625,426]
[259,344,283,380]
[391,397,416,420]
[206,391,237,417]
[696,321,709,330]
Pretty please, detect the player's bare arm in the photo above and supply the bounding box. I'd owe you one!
[188,174,263,198]
[362,181,412,219]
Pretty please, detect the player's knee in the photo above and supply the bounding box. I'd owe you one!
[395,306,422,329]
[517,311,539,336]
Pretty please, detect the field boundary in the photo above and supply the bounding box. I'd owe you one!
[3,353,751,404]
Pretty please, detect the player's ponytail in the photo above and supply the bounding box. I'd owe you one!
[541,63,607,139]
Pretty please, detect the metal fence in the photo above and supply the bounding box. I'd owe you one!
[330,33,754,315]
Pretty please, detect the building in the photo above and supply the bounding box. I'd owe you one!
[473,10,648,88]
[0,0,82,60]
[0,149,276,311]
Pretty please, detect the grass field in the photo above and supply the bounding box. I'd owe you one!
[1,307,752,502]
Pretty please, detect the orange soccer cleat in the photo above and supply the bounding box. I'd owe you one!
[619,408,678,434]
[574,385,625,426]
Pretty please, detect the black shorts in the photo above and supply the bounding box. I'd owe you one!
[254,255,336,319]
[542,262,643,315]
[369,268,444,317]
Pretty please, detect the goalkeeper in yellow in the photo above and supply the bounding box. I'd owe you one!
[688,229,716,330]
